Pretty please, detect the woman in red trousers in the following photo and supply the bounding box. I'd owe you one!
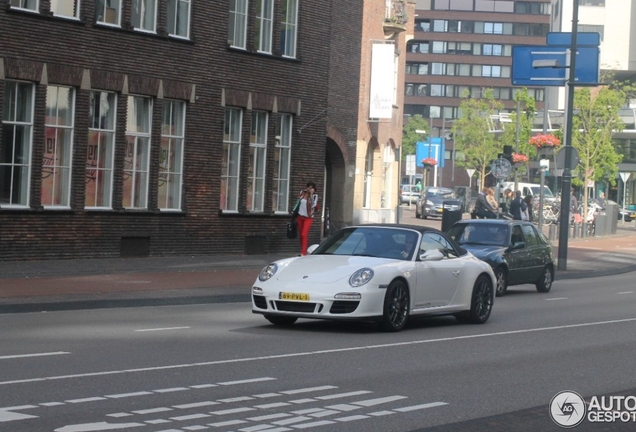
[296,182,319,256]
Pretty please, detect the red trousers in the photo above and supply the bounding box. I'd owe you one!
[297,215,313,255]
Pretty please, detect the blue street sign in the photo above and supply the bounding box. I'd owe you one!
[547,32,601,47]
[511,45,599,86]
[416,138,445,168]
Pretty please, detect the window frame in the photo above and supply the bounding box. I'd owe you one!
[221,108,242,212]
[228,0,248,49]
[86,91,117,210]
[247,111,268,212]
[167,0,191,39]
[158,100,186,211]
[281,0,299,58]
[50,0,80,19]
[1,81,35,208]
[95,0,122,27]
[123,95,153,210]
[10,0,39,12]
[273,114,292,213]
[132,0,158,33]
[42,85,75,209]
[255,0,274,54]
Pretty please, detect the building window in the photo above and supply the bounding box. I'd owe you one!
[579,24,604,41]
[50,0,80,18]
[247,111,268,212]
[281,0,298,58]
[579,0,605,6]
[10,0,38,11]
[158,100,185,211]
[406,62,428,75]
[123,96,152,209]
[273,114,292,213]
[167,0,190,38]
[132,0,157,33]
[255,0,274,54]
[482,44,503,56]
[229,0,248,49]
[1,81,34,207]
[86,91,116,209]
[42,86,74,208]
[96,0,121,26]
[484,22,504,34]
[221,108,242,212]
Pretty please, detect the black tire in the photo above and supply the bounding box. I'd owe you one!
[379,280,410,332]
[455,274,493,324]
[535,266,553,293]
[415,207,421,219]
[494,267,508,297]
[265,315,298,326]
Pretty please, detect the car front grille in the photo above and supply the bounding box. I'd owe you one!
[253,295,267,309]
[274,301,317,313]
[329,301,360,314]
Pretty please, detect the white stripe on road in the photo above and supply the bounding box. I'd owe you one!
[546,297,568,301]
[134,327,190,332]
[5,318,636,386]
[0,352,69,360]
[394,402,449,412]
[352,396,408,407]
[618,291,634,294]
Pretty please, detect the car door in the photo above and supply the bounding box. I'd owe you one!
[506,224,531,284]
[414,232,464,309]
[520,223,544,282]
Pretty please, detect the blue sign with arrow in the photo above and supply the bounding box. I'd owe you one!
[511,45,599,86]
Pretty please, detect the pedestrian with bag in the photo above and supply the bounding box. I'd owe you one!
[295,181,319,256]
[509,190,528,220]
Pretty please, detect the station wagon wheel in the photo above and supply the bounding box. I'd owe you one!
[456,274,493,324]
[265,315,298,326]
[380,280,410,332]
[494,267,508,297]
[535,266,553,293]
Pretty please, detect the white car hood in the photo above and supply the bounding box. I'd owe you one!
[274,255,394,284]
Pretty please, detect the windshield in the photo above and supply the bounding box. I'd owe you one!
[530,186,554,198]
[426,189,456,199]
[447,223,509,247]
[312,227,419,260]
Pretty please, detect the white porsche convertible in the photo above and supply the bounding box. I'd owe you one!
[252,225,496,332]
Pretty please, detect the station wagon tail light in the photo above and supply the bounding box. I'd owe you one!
[335,292,362,300]
[258,264,278,281]
[349,268,374,287]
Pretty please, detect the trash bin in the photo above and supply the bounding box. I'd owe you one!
[441,201,463,232]
[606,202,619,234]
[594,213,610,236]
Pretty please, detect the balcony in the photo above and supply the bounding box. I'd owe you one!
[384,0,407,36]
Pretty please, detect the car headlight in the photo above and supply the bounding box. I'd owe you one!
[426,200,434,206]
[258,264,278,282]
[349,268,374,287]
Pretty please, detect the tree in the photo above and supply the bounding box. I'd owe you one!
[571,84,626,217]
[451,89,503,190]
[499,88,537,162]
[402,114,429,160]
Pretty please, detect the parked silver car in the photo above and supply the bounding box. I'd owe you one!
[400,184,420,204]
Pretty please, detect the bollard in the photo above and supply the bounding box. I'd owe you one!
[571,223,577,239]
[548,224,557,241]
[579,223,585,238]
[581,222,588,237]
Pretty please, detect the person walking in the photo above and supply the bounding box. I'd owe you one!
[523,194,534,222]
[296,182,319,256]
[509,190,528,220]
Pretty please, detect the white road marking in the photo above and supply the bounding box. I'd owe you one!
[105,392,153,399]
[207,419,247,427]
[7,317,636,387]
[272,416,312,425]
[210,407,256,415]
[169,413,210,421]
[145,419,170,424]
[133,408,172,414]
[394,402,448,412]
[316,391,372,400]
[254,402,291,409]
[134,327,190,332]
[105,413,132,418]
[173,401,219,410]
[66,397,107,404]
[0,351,69,360]
[246,413,292,421]
[368,410,395,416]
[218,396,254,403]
[290,408,324,415]
[546,297,568,301]
[190,384,217,389]
[309,409,340,417]
[154,387,189,393]
[183,426,208,431]
[618,291,634,294]
[353,396,408,407]
[252,393,280,399]
[0,408,38,423]
[54,422,145,431]
[40,402,65,407]
[219,377,276,386]
[325,404,361,412]
[293,420,335,428]
[280,385,338,395]
[336,415,369,422]
[289,398,315,404]
[239,425,276,432]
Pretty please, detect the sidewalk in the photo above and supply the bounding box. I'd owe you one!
[1,224,636,313]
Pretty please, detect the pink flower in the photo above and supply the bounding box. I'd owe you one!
[512,153,529,163]
[528,134,561,148]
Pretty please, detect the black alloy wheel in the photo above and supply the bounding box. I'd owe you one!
[380,280,410,332]
[535,266,553,293]
[494,267,508,297]
[456,274,493,324]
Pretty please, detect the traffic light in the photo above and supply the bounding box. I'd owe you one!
[499,145,514,164]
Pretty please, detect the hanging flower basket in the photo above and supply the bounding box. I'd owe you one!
[528,134,561,149]
[511,153,529,164]
[421,157,437,168]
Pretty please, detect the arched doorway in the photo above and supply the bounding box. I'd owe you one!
[325,137,347,235]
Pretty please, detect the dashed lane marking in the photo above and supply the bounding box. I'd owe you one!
[0,351,70,360]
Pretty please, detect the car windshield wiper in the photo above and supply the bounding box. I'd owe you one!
[352,253,376,257]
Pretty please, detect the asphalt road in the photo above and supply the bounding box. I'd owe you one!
[1,270,635,431]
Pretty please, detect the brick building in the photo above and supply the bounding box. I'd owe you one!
[0,0,337,260]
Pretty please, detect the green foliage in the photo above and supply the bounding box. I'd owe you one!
[499,88,536,158]
[402,115,429,160]
[450,89,503,189]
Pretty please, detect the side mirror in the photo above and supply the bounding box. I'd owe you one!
[420,249,444,261]
[307,244,319,254]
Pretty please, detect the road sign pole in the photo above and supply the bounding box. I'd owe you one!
[557,1,580,272]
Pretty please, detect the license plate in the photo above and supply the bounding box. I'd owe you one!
[279,292,310,301]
